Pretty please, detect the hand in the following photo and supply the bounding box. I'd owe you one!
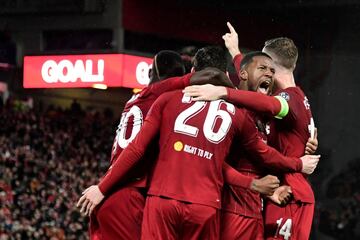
[190,67,234,88]
[268,185,293,205]
[77,185,104,217]
[250,175,280,196]
[222,22,241,59]
[300,155,320,174]
[305,128,318,154]
[183,84,227,101]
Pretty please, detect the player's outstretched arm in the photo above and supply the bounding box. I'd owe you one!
[77,96,165,216]
[240,111,320,173]
[184,85,287,118]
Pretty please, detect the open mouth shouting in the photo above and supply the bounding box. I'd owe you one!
[257,79,272,95]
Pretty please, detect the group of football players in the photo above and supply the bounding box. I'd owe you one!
[77,22,320,240]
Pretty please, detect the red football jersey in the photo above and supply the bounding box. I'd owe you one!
[222,112,267,219]
[99,90,303,209]
[226,86,315,203]
[268,87,315,203]
[109,74,191,188]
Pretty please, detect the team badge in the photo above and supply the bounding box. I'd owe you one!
[278,92,290,101]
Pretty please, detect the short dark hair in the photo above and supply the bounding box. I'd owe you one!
[263,37,298,70]
[240,51,272,70]
[150,50,185,84]
[192,46,227,73]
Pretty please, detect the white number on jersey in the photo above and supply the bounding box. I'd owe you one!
[174,95,235,144]
[275,218,292,240]
[113,105,143,152]
[308,117,315,139]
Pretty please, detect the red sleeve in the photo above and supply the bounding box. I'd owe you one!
[98,95,166,195]
[237,110,302,172]
[149,73,192,97]
[223,162,253,188]
[275,89,298,124]
[233,53,243,77]
[226,88,282,117]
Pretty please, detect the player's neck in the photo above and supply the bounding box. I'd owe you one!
[275,70,296,90]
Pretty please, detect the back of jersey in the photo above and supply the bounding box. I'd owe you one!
[110,92,157,188]
[110,75,190,188]
[147,90,245,209]
[268,87,315,203]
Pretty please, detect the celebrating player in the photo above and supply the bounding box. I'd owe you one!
[184,22,319,240]
[78,46,319,240]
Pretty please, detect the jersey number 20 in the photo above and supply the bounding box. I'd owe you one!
[113,105,143,151]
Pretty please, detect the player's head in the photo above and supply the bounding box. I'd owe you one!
[238,51,275,95]
[262,37,298,71]
[149,50,186,84]
[191,46,234,88]
[192,46,227,73]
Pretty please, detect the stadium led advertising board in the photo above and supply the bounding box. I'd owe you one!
[23,54,153,89]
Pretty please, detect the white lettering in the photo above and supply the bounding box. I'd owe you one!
[41,59,105,83]
[136,61,151,85]
[41,60,58,83]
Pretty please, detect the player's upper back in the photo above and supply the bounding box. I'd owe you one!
[147,89,249,208]
[155,90,247,162]
[110,75,190,164]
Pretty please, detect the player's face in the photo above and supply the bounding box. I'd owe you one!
[262,48,282,86]
[246,56,275,95]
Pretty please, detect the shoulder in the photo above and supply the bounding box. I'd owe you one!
[274,87,304,103]
[154,89,182,104]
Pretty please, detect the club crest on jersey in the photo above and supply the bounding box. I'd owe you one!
[278,92,290,101]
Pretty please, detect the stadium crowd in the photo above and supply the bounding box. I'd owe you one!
[0,102,113,239]
[0,97,359,239]
[318,158,360,239]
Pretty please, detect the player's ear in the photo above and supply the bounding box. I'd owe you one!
[226,71,229,78]
[239,69,248,81]
[191,66,195,73]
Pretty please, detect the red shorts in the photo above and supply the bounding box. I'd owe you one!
[90,187,145,240]
[141,196,220,240]
[220,211,264,240]
[264,201,314,240]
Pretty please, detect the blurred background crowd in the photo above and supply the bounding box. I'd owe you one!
[0,0,360,239]
[0,102,112,239]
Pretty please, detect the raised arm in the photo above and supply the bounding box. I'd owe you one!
[222,22,241,59]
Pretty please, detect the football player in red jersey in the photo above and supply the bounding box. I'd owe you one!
[88,49,248,240]
[88,50,187,240]
[78,46,319,240]
[220,51,278,240]
[183,23,319,240]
